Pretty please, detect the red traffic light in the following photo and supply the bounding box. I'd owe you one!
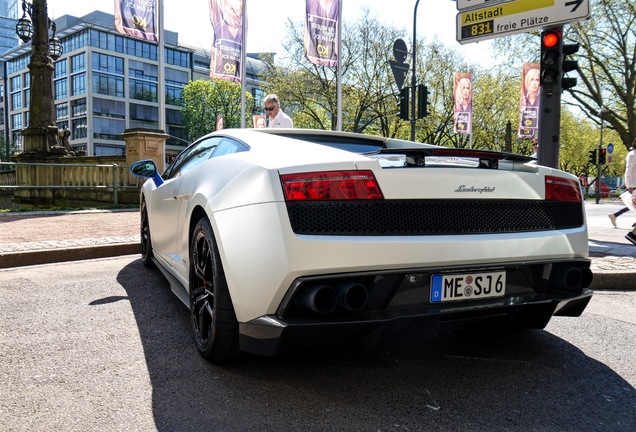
[542,31,561,48]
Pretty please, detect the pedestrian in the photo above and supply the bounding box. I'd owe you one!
[263,94,293,128]
[531,138,538,158]
[608,138,636,245]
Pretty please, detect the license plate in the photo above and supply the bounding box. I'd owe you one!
[430,271,506,303]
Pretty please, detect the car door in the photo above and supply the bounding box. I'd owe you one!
[171,137,250,279]
[150,137,222,269]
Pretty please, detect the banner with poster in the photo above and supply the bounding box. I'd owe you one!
[518,62,540,139]
[209,0,245,83]
[253,114,267,128]
[114,0,159,42]
[304,0,339,67]
[453,72,472,135]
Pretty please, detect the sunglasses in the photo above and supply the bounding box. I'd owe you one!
[264,106,277,112]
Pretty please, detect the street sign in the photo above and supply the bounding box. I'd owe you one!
[607,143,614,154]
[390,39,409,90]
[456,0,513,11]
[456,0,590,45]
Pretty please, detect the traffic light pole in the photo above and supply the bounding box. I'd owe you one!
[537,26,564,169]
[410,0,421,141]
[595,107,607,204]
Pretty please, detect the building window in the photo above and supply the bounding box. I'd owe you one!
[90,29,124,53]
[54,78,68,100]
[72,117,87,140]
[10,75,21,92]
[61,29,89,54]
[165,48,191,68]
[92,53,124,75]
[11,113,22,129]
[129,80,157,102]
[54,59,68,79]
[56,102,69,120]
[71,73,86,96]
[71,53,86,73]
[56,121,69,131]
[93,98,125,119]
[24,89,30,108]
[71,98,87,117]
[126,39,157,61]
[11,92,21,110]
[129,103,158,129]
[92,72,124,98]
[93,118,126,141]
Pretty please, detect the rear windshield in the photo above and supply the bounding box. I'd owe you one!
[274,133,385,153]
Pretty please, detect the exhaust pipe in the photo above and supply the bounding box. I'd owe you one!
[580,267,593,288]
[296,284,338,314]
[551,267,582,291]
[336,282,369,312]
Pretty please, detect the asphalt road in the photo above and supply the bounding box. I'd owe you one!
[1,256,635,431]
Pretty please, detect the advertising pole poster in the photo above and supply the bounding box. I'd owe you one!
[208,0,245,83]
[114,0,159,42]
[453,72,473,135]
[304,0,339,67]
[518,62,540,139]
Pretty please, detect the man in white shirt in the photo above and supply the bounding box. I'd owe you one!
[264,94,294,128]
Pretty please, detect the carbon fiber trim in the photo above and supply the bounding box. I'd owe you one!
[286,199,584,235]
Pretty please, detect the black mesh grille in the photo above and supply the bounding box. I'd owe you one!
[286,200,584,236]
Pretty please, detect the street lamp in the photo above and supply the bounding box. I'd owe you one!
[14,0,64,156]
[16,0,63,61]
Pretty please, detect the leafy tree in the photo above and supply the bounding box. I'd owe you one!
[568,0,636,151]
[492,0,636,152]
[181,79,254,140]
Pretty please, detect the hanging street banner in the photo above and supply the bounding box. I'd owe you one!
[114,0,159,42]
[208,0,245,83]
[456,0,590,45]
[304,0,339,67]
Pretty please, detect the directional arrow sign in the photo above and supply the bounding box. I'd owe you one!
[456,0,590,45]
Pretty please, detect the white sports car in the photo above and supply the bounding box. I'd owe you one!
[130,129,593,363]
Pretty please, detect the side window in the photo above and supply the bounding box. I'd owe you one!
[211,137,249,158]
[169,137,222,178]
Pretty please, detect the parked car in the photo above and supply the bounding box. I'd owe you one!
[130,129,593,363]
[586,182,611,198]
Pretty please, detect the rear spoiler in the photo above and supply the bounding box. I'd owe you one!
[371,148,535,169]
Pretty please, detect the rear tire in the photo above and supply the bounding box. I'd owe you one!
[140,198,154,268]
[189,217,239,363]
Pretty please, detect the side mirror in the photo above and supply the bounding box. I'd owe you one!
[130,160,164,187]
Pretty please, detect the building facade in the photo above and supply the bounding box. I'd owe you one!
[0,0,19,54]
[0,9,267,160]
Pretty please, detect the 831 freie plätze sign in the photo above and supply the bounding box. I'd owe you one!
[456,0,590,45]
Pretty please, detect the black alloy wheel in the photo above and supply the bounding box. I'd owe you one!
[189,217,239,363]
[140,198,154,267]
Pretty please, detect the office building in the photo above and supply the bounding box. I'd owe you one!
[0,9,266,159]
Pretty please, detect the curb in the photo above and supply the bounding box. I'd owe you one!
[589,270,636,291]
[0,242,139,269]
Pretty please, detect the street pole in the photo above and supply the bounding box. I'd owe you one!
[595,107,607,204]
[21,0,57,156]
[410,0,420,142]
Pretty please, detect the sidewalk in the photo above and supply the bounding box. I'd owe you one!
[0,205,634,290]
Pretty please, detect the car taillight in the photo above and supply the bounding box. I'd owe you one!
[281,170,384,201]
[545,175,582,201]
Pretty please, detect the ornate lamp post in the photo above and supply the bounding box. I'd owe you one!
[15,0,63,156]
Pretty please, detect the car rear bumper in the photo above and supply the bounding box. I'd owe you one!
[237,286,593,357]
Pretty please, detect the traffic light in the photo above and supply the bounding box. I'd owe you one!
[562,42,579,90]
[598,148,607,164]
[417,84,429,119]
[588,149,597,165]
[540,29,562,86]
[398,87,409,120]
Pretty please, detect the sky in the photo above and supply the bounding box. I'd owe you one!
[46,0,494,66]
